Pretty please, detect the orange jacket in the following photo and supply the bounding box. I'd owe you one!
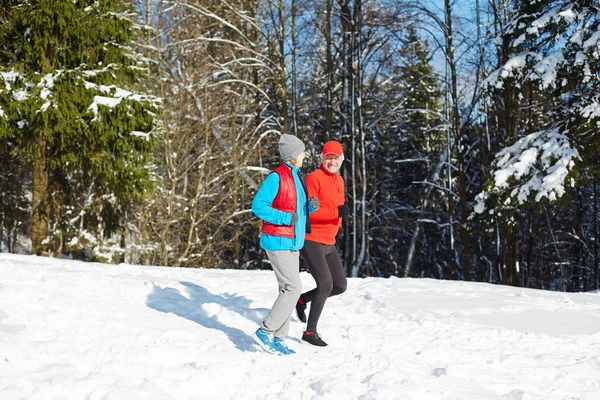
[305,166,345,245]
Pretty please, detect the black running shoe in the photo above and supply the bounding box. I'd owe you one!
[302,331,328,347]
[296,301,307,323]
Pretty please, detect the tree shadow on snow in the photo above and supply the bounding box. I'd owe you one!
[146,281,268,352]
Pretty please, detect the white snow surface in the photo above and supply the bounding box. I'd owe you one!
[1,253,600,399]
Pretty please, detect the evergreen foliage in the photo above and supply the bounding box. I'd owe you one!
[0,0,160,259]
[0,0,597,292]
[368,24,443,277]
[486,0,600,190]
[471,0,600,289]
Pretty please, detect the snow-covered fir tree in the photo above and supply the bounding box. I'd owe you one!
[0,0,160,259]
[479,0,599,212]
[473,0,599,289]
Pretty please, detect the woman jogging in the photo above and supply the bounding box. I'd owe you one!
[251,134,319,355]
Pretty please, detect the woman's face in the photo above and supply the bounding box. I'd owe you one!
[290,152,306,167]
[322,153,343,173]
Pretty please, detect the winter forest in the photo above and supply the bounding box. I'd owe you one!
[0,0,599,292]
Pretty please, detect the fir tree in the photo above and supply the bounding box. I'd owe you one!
[485,0,599,193]
[474,0,599,288]
[0,0,160,258]
[367,24,442,277]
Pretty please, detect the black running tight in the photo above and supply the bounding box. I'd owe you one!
[300,240,347,332]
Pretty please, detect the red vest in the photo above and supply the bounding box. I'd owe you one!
[262,162,296,238]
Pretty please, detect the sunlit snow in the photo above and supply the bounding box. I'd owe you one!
[1,254,599,399]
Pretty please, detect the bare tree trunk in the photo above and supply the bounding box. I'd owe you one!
[31,135,49,255]
[277,0,289,133]
[325,0,334,137]
[444,0,471,280]
[512,222,522,286]
[457,155,471,280]
[526,203,534,287]
[181,135,210,262]
[507,219,521,287]
[232,139,241,268]
[145,0,152,55]
[502,225,509,285]
[290,0,298,136]
[156,2,179,267]
[576,191,585,291]
[54,202,63,258]
[444,0,456,278]
[159,134,177,267]
[595,179,598,290]
[475,0,489,153]
[11,228,17,254]
[501,68,519,287]
[404,144,452,276]
[352,0,366,277]
[496,218,501,282]
[339,0,354,275]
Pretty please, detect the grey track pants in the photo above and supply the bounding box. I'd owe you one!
[262,249,303,339]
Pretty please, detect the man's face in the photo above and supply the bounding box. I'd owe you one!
[322,153,343,173]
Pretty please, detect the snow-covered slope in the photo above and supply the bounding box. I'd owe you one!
[1,254,599,399]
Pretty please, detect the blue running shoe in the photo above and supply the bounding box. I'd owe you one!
[252,328,282,354]
[273,338,296,355]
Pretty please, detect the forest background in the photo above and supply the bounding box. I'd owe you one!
[1,0,599,293]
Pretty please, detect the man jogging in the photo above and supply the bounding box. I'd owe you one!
[296,140,348,347]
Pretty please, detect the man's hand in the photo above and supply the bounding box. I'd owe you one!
[337,205,349,218]
[309,197,320,209]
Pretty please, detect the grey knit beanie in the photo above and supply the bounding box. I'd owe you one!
[278,134,305,161]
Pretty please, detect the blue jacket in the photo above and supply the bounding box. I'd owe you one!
[252,162,316,251]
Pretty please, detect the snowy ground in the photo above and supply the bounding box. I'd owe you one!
[1,254,600,399]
